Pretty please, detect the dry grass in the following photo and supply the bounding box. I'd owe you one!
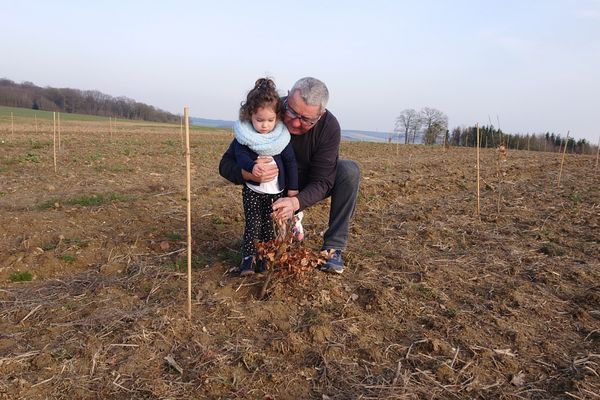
[0,116,599,399]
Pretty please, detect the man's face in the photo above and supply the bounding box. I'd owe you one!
[282,90,322,135]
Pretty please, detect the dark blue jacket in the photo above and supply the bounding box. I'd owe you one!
[233,139,299,191]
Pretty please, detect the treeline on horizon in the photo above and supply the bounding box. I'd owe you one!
[394,107,596,155]
[448,125,596,155]
[0,79,178,123]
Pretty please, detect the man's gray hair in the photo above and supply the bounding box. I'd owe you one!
[290,77,329,113]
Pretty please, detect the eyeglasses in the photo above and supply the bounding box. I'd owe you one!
[283,99,321,127]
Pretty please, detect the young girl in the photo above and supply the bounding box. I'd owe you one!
[233,78,300,276]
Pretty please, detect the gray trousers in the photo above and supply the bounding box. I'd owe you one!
[322,159,361,250]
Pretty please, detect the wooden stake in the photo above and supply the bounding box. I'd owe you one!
[35,113,38,134]
[184,107,192,320]
[53,112,57,173]
[595,135,599,171]
[57,112,61,151]
[180,115,184,150]
[476,123,481,216]
[496,115,502,145]
[11,112,14,138]
[557,131,569,187]
[487,115,493,145]
[109,117,113,141]
[496,144,507,215]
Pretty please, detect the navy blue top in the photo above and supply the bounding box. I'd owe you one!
[233,139,299,191]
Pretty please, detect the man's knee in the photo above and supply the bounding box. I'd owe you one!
[336,159,361,185]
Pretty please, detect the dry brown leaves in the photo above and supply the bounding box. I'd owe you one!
[256,217,328,280]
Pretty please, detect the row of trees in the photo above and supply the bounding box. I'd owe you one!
[394,108,597,155]
[394,108,449,145]
[0,79,178,123]
[450,125,594,154]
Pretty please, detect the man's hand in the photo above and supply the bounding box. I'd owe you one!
[241,156,278,182]
[272,196,300,221]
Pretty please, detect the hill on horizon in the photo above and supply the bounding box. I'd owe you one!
[0,78,178,124]
[190,117,234,129]
[189,116,393,143]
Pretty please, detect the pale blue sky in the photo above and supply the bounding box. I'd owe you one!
[2,0,599,142]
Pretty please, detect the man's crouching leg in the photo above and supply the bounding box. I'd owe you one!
[321,159,361,274]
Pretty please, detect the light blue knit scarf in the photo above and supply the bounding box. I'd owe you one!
[233,120,290,156]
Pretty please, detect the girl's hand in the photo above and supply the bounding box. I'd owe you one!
[287,189,299,197]
[252,163,268,176]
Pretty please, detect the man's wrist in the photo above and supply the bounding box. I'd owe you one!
[291,196,300,211]
[241,169,251,181]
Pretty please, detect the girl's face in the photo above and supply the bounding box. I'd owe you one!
[251,106,277,134]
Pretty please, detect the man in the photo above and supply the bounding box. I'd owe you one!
[219,77,360,274]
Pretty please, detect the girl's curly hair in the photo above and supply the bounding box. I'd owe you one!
[239,78,281,122]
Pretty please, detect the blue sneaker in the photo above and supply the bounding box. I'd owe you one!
[321,249,344,274]
[240,256,255,277]
[255,258,267,274]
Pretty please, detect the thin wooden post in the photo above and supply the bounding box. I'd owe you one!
[57,112,61,150]
[487,115,493,145]
[35,113,38,134]
[557,131,569,187]
[595,135,599,171]
[476,123,481,216]
[109,117,113,141]
[497,115,502,145]
[11,112,14,138]
[180,115,184,150]
[184,107,192,320]
[53,112,57,173]
[496,144,507,215]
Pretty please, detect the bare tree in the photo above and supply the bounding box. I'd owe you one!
[394,109,421,144]
[450,127,461,146]
[420,107,448,145]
